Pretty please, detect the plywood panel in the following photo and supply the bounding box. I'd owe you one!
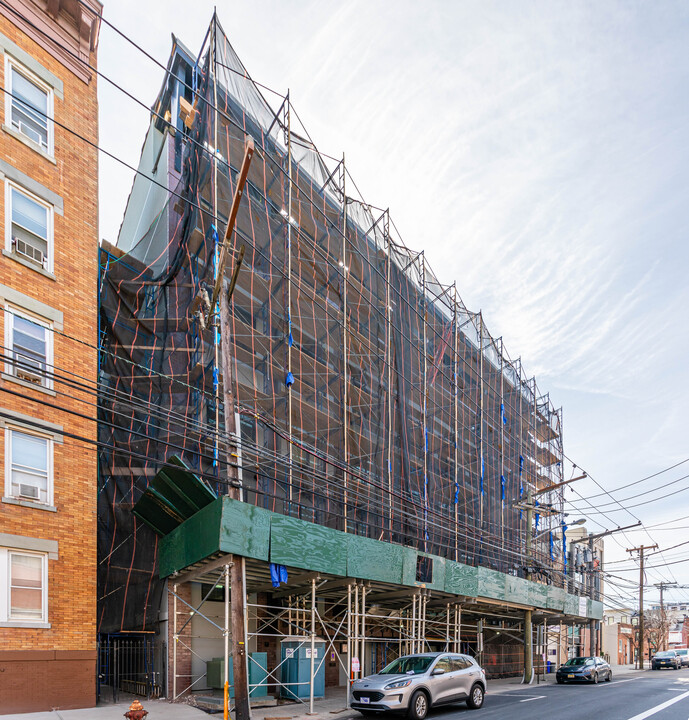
[270,515,347,575]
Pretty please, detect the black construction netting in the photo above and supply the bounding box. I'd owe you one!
[97,18,566,633]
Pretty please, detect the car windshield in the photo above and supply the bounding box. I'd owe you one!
[379,656,435,675]
[678,650,688,655]
[563,657,594,667]
[655,651,676,658]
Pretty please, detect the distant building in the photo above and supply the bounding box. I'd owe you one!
[0,0,101,713]
[602,608,635,666]
[650,602,689,613]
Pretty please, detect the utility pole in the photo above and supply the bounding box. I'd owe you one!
[627,544,658,670]
[518,483,567,683]
[524,488,533,684]
[654,582,688,652]
[568,522,640,659]
[589,534,596,656]
[515,475,606,681]
[206,134,254,720]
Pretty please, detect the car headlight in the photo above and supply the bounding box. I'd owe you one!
[384,679,413,690]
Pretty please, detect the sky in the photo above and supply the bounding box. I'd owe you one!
[97,1,689,607]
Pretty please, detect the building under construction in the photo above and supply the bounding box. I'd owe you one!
[97,15,602,706]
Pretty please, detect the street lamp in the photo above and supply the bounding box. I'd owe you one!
[534,518,585,541]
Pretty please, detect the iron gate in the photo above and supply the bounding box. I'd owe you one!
[97,634,165,701]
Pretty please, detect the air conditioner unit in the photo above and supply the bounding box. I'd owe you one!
[18,483,39,500]
[12,236,46,267]
[16,366,43,385]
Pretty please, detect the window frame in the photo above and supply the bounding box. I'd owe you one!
[4,305,53,389]
[4,424,54,506]
[0,547,48,624]
[4,55,54,155]
[4,180,54,273]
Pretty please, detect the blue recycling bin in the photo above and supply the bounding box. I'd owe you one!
[205,652,268,696]
[546,660,553,674]
[280,638,325,700]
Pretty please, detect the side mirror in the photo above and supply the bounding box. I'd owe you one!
[432,668,446,676]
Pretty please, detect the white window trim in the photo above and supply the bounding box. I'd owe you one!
[4,55,54,156]
[0,546,48,625]
[4,179,54,274]
[4,425,54,507]
[4,304,54,390]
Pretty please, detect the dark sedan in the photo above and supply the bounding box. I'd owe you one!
[556,656,612,684]
[652,650,681,670]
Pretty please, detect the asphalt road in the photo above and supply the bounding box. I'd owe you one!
[429,670,689,720]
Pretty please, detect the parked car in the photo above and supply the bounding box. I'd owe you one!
[676,649,689,668]
[350,652,487,718]
[555,656,612,684]
[652,650,681,670]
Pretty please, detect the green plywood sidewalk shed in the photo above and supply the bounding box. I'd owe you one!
[157,495,602,621]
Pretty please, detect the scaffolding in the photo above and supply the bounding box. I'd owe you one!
[97,14,568,645]
[164,553,563,706]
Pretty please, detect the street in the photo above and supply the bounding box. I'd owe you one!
[433,671,689,720]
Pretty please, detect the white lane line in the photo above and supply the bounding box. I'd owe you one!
[519,695,546,702]
[624,689,689,720]
[602,679,635,685]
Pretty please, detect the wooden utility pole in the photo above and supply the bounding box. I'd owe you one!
[524,488,533,683]
[654,582,687,651]
[214,137,255,720]
[627,544,658,669]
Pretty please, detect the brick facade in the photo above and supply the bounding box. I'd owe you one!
[0,0,101,712]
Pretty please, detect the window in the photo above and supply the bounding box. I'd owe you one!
[450,655,472,671]
[433,656,452,673]
[0,548,47,623]
[5,307,52,387]
[5,57,53,152]
[5,182,53,271]
[5,427,52,505]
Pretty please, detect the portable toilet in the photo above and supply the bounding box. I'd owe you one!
[280,637,326,700]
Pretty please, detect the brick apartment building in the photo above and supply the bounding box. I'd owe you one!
[0,0,101,712]
[602,608,635,666]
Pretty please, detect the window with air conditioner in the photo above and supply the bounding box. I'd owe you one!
[5,182,53,272]
[0,548,48,624]
[5,308,52,388]
[5,427,52,506]
[5,57,53,153]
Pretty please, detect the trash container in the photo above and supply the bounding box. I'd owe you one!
[280,638,325,700]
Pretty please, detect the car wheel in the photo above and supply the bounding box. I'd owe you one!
[466,684,484,710]
[592,672,599,684]
[605,670,612,682]
[407,690,429,720]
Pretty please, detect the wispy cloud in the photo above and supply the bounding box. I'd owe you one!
[99,0,689,583]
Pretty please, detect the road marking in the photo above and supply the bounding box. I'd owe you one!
[624,689,689,720]
[519,695,546,702]
[599,679,635,686]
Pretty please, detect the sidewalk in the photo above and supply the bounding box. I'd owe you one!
[1,667,649,720]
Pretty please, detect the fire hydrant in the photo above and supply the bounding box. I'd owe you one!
[124,700,148,720]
